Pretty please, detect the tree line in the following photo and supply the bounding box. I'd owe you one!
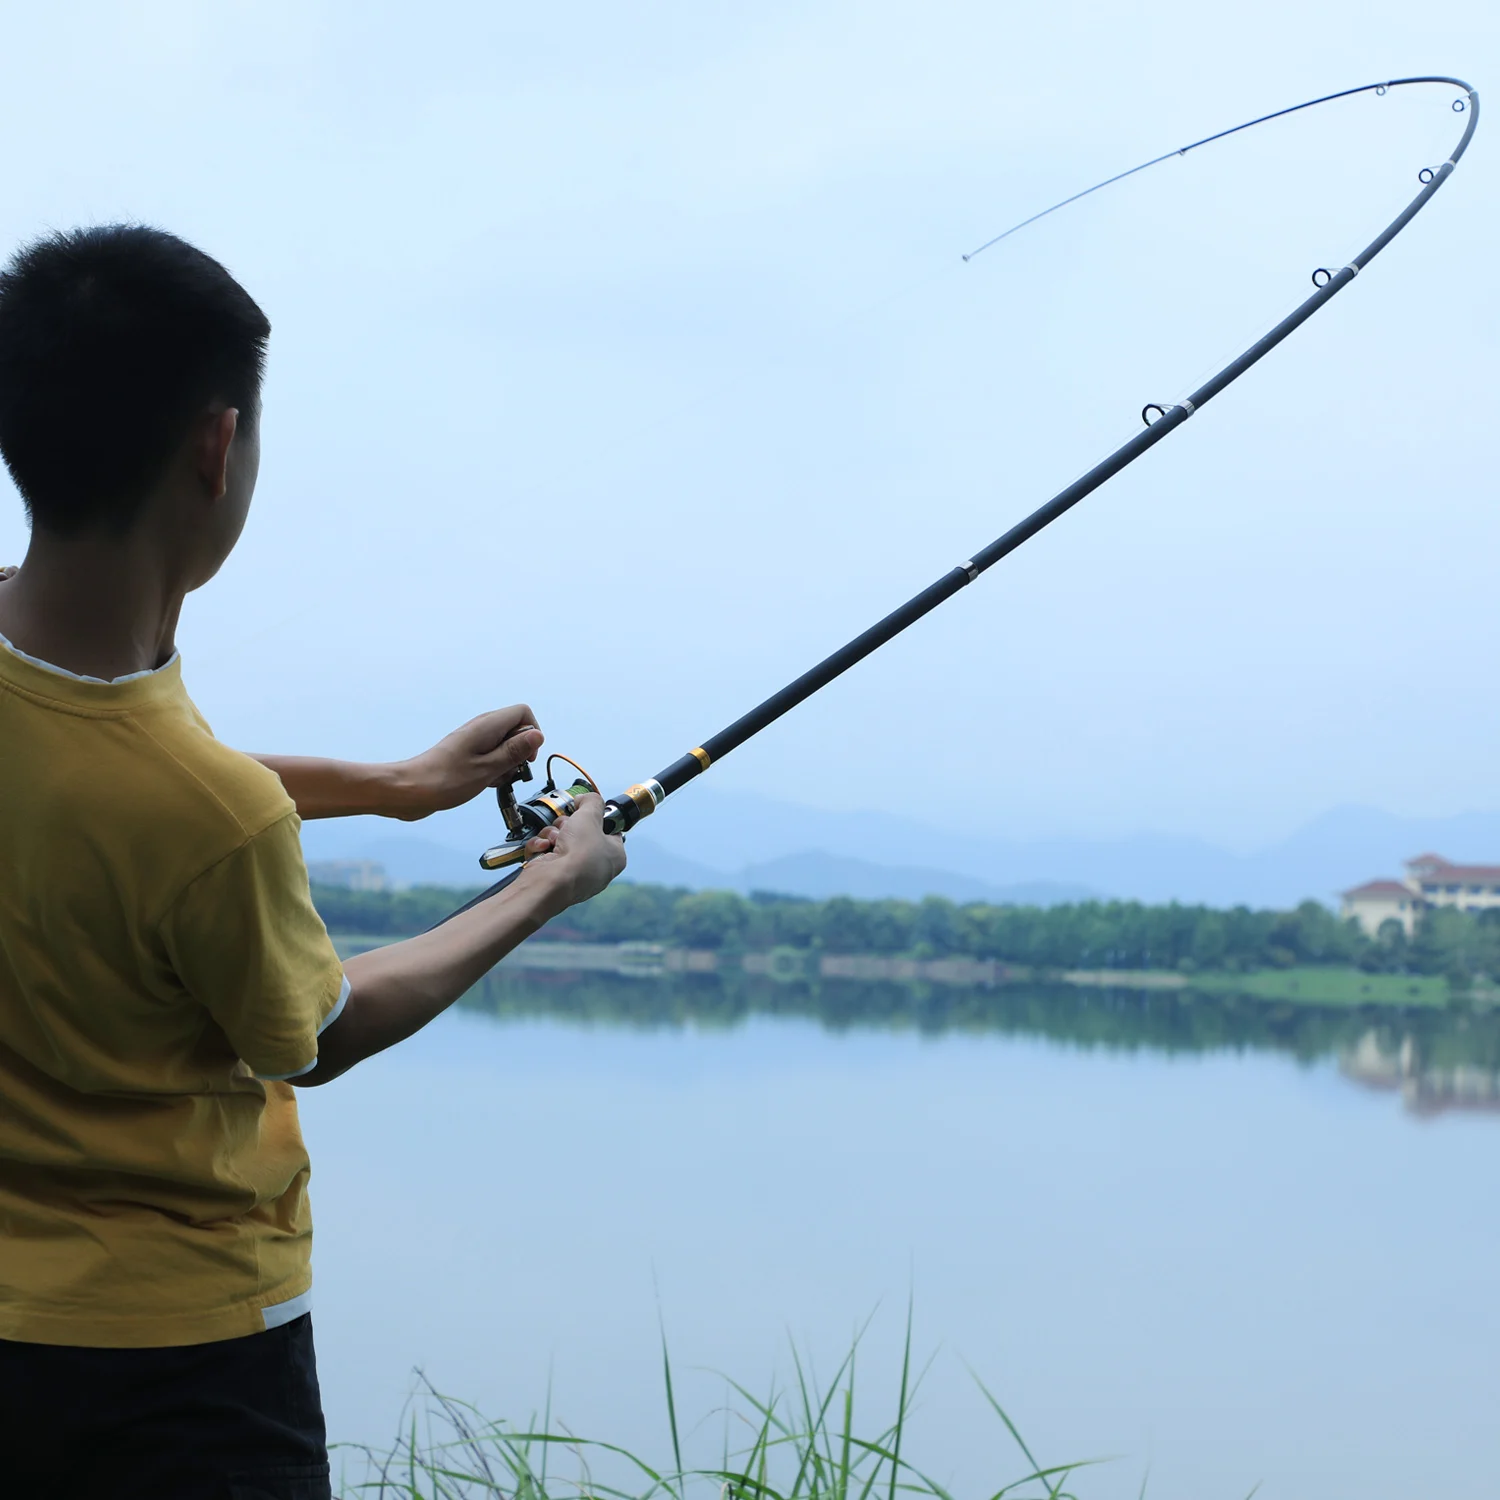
[309,879,1500,983]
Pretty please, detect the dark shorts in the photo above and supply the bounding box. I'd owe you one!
[0,1312,330,1499]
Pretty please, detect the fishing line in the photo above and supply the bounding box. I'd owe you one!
[962,78,1457,263]
[451,75,1479,919]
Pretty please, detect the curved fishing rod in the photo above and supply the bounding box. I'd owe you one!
[448,75,1478,921]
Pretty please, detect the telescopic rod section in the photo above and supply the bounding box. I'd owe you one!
[457,75,1478,915]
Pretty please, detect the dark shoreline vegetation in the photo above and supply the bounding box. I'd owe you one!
[311,879,1500,989]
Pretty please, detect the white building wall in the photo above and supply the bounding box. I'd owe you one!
[1342,893,1416,938]
[1413,880,1500,916]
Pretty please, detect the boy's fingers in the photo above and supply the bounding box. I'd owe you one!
[489,727,542,765]
[569,793,605,826]
[462,706,540,755]
[474,730,543,784]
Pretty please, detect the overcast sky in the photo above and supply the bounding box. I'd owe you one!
[0,2,1493,850]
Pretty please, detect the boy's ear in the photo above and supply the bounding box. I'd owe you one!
[196,407,240,501]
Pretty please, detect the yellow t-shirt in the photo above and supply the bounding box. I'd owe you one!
[0,637,346,1347]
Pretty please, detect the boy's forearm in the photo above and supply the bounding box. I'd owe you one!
[296,864,569,1085]
[252,709,542,822]
[249,754,423,820]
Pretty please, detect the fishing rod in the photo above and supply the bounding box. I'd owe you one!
[448,75,1479,920]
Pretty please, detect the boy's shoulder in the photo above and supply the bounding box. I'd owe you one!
[133,689,296,852]
[97,688,302,910]
[159,718,293,837]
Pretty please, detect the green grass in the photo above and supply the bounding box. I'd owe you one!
[330,933,398,959]
[335,1315,1106,1500]
[1188,965,1449,1008]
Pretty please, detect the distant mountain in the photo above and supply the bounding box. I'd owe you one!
[637,790,1500,908]
[606,836,726,891]
[629,842,1095,904]
[298,825,486,890]
[297,817,745,895]
[295,792,1500,911]
[734,851,1093,905]
[295,824,1094,906]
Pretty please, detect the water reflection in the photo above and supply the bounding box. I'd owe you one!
[1339,1027,1500,1116]
[460,967,1500,1117]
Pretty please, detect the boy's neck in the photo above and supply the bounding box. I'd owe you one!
[0,526,186,681]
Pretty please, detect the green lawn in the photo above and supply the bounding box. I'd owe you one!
[328,933,397,959]
[1190,965,1449,1007]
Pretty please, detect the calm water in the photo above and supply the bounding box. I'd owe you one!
[297,976,1499,1499]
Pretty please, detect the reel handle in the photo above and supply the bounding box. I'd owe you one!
[495,758,534,841]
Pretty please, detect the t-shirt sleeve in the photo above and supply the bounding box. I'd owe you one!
[160,812,348,1081]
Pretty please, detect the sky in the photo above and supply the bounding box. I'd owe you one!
[0,2,1493,851]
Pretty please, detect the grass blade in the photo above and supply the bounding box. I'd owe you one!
[887,1294,915,1500]
[660,1318,685,1500]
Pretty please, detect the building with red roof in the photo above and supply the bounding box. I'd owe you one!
[1340,855,1500,937]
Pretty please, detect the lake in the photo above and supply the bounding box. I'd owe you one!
[297,973,1500,1499]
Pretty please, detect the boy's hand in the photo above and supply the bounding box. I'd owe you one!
[313,794,627,1085]
[392,707,544,821]
[523,794,627,909]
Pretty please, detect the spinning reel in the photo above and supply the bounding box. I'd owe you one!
[479,754,604,871]
[476,710,678,875]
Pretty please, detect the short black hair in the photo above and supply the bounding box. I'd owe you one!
[0,225,270,535]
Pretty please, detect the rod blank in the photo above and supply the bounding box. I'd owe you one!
[615,77,1477,826]
[445,76,1478,911]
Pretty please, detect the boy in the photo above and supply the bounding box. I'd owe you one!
[0,225,626,1498]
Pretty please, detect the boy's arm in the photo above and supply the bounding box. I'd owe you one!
[293,795,625,1085]
[250,706,543,821]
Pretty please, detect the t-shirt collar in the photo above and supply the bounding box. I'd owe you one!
[0,627,180,686]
